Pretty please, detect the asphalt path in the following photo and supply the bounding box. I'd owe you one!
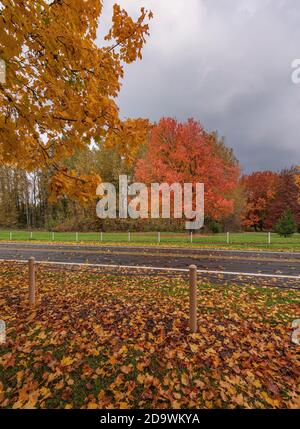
[0,242,299,288]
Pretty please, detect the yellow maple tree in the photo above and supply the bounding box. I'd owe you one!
[0,1,152,201]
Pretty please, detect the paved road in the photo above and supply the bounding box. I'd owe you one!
[0,243,300,289]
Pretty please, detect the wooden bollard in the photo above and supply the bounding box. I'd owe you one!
[0,320,6,344]
[28,257,36,306]
[189,265,198,333]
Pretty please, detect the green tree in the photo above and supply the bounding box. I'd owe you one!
[275,209,296,237]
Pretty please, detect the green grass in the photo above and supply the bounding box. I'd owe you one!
[0,230,300,251]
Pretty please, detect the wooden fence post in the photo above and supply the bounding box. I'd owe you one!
[29,257,36,307]
[189,265,198,333]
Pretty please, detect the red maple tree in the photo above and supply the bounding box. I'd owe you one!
[135,118,240,221]
[264,168,300,229]
[241,171,279,230]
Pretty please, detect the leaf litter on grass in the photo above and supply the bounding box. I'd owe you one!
[0,262,299,409]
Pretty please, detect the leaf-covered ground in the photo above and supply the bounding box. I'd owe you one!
[0,262,299,409]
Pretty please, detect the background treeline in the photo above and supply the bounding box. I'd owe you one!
[0,118,299,233]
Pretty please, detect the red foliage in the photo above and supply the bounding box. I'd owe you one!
[135,118,240,220]
[241,171,279,230]
[242,168,300,231]
[264,168,300,229]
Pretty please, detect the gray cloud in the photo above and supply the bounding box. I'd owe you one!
[98,0,300,173]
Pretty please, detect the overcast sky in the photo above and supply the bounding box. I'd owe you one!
[98,0,300,173]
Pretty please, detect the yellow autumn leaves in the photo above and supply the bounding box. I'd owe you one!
[0,1,152,201]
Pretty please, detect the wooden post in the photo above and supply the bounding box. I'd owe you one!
[52,232,55,241]
[189,265,197,333]
[158,232,161,243]
[28,257,36,306]
[100,232,103,242]
[190,231,193,244]
[9,231,12,240]
[76,232,78,242]
[0,320,6,344]
[128,231,131,242]
[30,231,33,240]
[268,232,271,245]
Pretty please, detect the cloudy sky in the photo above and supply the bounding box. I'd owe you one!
[98,0,300,173]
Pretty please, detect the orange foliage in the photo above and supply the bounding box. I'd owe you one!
[0,1,152,201]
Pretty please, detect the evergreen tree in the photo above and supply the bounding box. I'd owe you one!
[275,209,296,237]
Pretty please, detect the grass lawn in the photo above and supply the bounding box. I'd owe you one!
[1,230,300,251]
[0,262,299,409]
